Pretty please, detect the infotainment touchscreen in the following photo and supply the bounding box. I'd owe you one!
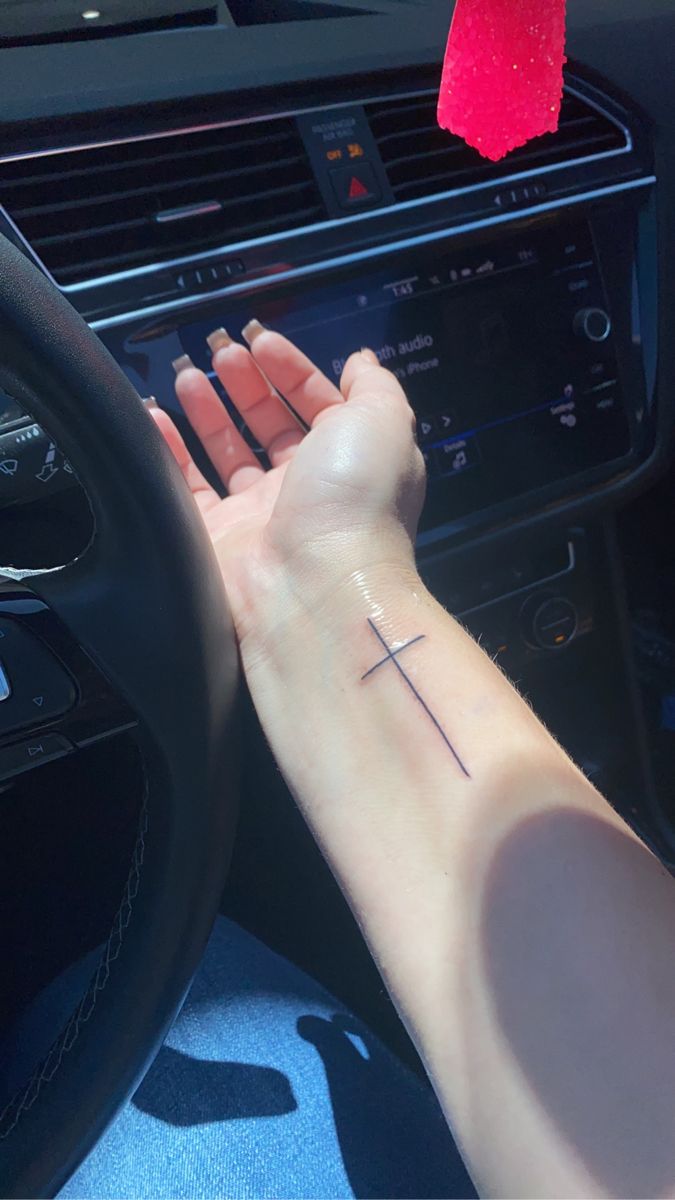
[101,220,630,540]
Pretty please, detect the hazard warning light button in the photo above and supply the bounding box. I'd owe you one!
[329,163,382,210]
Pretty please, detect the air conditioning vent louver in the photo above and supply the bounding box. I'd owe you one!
[366,90,627,203]
[0,119,327,284]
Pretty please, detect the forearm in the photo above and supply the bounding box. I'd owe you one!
[161,324,675,1195]
[240,555,675,1198]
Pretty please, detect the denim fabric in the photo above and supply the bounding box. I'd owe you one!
[12,917,476,1199]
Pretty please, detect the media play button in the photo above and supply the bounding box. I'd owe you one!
[330,162,382,210]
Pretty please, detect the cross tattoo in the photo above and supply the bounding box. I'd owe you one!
[361,617,471,779]
[360,633,426,680]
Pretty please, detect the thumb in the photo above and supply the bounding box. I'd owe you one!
[340,349,416,435]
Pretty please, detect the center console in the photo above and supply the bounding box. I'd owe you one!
[98,207,651,548]
[0,72,659,539]
[0,198,656,538]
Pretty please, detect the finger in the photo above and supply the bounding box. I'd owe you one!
[149,406,221,514]
[340,350,426,539]
[242,320,344,428]
[172,355,265,495]
[341,349,416,433]
[206,330,304,467]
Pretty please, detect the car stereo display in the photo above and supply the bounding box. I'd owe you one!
[103,220,630,539]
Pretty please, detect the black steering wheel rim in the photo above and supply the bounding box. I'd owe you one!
[0,235,239,1197]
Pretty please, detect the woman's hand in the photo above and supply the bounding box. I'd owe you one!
[152,323,426,645]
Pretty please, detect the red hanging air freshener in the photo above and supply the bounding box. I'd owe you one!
[437,0,567,162]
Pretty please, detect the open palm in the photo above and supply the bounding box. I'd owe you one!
[151,325,425,640]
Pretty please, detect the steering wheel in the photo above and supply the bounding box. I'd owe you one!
[0,235,239,1197]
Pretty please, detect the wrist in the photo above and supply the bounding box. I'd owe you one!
[236,531,422,670]
[237,538,592,822]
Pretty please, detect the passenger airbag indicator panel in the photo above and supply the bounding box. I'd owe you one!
[296,106,394,216]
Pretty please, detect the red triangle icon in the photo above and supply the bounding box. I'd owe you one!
[348,175,369,200]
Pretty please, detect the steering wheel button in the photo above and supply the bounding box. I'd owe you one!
[0,425,72,507]
[0,618,76,735]
[0,732,72,781]
[0,660,10,702]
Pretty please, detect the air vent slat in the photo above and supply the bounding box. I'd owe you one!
[0,129,300,191]
[0,117,326,284]
[49,203,324,283]
[377,113,600,157]
[367,89,627,203]
[32,216,148,247]
[11,157,308,220]
[384,124,618,181]
[27,180,318,245]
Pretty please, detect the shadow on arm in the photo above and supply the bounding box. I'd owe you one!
[482,807,675,1199]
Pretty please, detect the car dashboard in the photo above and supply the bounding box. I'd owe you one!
[2,0,675,1059]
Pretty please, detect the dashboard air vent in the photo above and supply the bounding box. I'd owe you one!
[366,90,628,203]
[0,119,327,284]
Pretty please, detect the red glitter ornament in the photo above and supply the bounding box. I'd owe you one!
[437,0,567,162]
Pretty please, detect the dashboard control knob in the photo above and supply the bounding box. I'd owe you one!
[573,306,612,343]
[529,596,579,650]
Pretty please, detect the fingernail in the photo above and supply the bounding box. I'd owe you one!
[206,327,232,354]
[172,354,194,375]
[360,348,379,365]
[141,394,158,409]
[242,319,266,346]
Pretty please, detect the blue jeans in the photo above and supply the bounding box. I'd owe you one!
[7,917,475,1199]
